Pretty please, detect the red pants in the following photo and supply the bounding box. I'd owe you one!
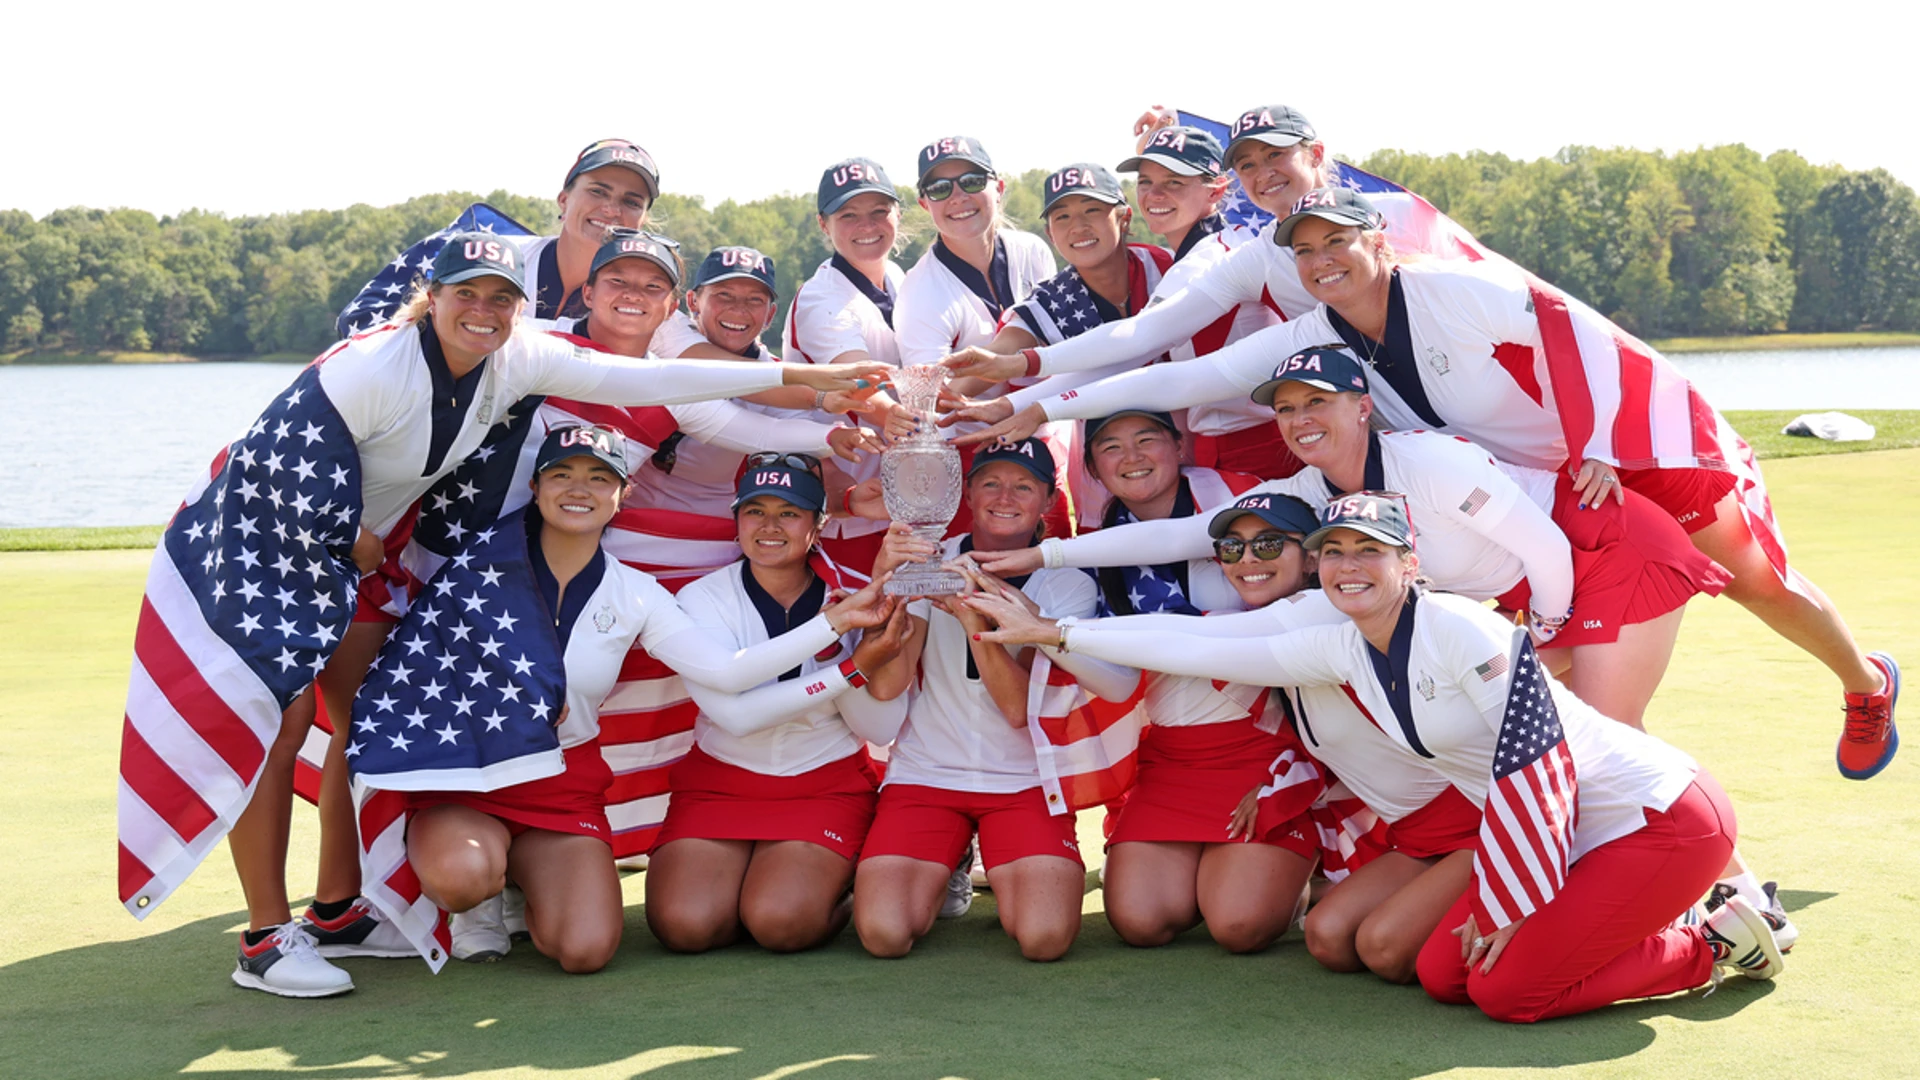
[1415,773,1734,1023]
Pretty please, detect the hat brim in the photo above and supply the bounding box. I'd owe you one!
[731,484,826,514]
[917,154,995,183]
[1041,189,1127,216]
[1208,504,1317,539]
[592,251,681,289]
[1273,207,1378,248]
[691,269,775,294]
[1250,374,1351,406]
[967,453,1056,489]
[566,158,659,200]
[1224,130,1309,163]
[819,185,900,216]
[1115,152,1212,177]
[434,267,528,299]
[535,447,629,478]
[1304,520,1412,551]
[1086,409,1179,443]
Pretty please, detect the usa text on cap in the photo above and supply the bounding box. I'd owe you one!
[589,228,682,286]
[1251,346,1369,405]
[819,157,898,215]
[1224,105,1317,161]
[692,246,776,295]
[1117,126,1226,178]
[1207,491,1320,539]
[432,233,527,298]
[1273,187,1386,247]
[917,136,994,181]
[536,423,630,477]
[969,436,1056,487]
[1305,490,1415,551]
[564,139,660,200]
[1041,163,1126,216]
[734,453,827,513]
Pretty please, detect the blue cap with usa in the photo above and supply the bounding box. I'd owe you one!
[563,138,660,200]
[1207,491,1320,539]
[1305,491,1416,551]
[818,157,898,215]
[1224,104,1317,161]
[1273,187,1387,247]
[1117,125,1226,178]
[692,246,776,295]
[968,435,1057,488]
[535,423,630,477]
[733,452,827,513]
[589,228,682,286]
[431,232,527,297]
[916,135,994,181]
[1251,345,1369,405]
[1041,163,1126,215]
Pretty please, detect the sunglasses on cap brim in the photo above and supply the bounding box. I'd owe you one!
[1213,532,1301,564]
[920,172,994,202]
[743,451,823,477]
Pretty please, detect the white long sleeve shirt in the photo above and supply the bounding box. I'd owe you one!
[894,231,1055,366]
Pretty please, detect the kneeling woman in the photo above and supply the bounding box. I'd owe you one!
[401,427,892,973]
[853,439,1138,961]
[646,455,917,952]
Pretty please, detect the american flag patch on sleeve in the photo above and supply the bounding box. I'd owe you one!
[1475,654,1509,682]
[1459,488,1491,516]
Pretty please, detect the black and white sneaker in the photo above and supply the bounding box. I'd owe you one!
[300,897,415,958]
[1702,882,1799,953]
[1700,895,1784,981]
[233,922,354,998]
[939,839,975,919]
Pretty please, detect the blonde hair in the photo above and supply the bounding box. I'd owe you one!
[390,280,434,326]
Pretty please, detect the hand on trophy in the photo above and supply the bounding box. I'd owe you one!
[822,573,899,635]
[971,544,1043,578]
[879,366,967,596]
[936,395,1015,430]
[874,521,942,576]
[962,578,1058,647]
[951,402,1049,448]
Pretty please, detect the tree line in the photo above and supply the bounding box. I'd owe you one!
[3,144,1917,359]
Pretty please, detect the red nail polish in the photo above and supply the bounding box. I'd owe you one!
[971,633,981,641]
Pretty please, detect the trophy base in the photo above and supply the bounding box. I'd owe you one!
[883,568,968,597]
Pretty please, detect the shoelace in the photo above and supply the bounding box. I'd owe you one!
[1843,696,1888,743]
[272,922,325,963]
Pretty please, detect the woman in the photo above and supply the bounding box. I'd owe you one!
[523,139,661,321]
[645,455,917,953]
[394,427,899,973]
[852,438,1138,961]
[982,492,1787,1020]
[967,187,1900,783]
[204,233,883,997]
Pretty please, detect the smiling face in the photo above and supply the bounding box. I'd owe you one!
[1267,380,1371,471]
[429,277,523,366]
[1289,216,1391,310]
[1218,514,1312,609]
[1044,194,1129,271]
[1314,527,1415,623]
[735,493,821,571]
[1228,140,1327,218]
[1088,415,1181,512]
[966,461,1051,550]
[919,160,1003,245]
[557,165,653,251]
[582,258,676,343]
[687,280,774,355]
[532,455,627,538]
[820,191,899,264]
[1132,161,1226,240]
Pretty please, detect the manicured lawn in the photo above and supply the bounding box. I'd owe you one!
[1652,330,1920,353]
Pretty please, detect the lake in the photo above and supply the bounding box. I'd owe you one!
[2,348,1916,528]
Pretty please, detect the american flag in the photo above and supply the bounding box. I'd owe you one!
[1252,708,1389,883]
[334,203,535,338]
[1009,246,1168,346]
[1474,631,1580,929]
[118,365,364,918]
[1025,652,1149,814]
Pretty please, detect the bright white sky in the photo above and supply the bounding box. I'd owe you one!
[5,1,1907,219]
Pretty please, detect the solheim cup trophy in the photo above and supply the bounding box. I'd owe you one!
[880,365,966,596]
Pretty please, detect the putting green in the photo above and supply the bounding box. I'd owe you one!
[2,451,1915,1079]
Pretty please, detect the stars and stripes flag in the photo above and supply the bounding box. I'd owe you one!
[1026,653,1149,815]
[1474,630,1580,929]
[1009,245,1170,346]
[350,506,570,969]
[118,365,364,918]
[1250,696,1390,883]
[334,203,535,338]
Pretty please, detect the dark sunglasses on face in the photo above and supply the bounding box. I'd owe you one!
[744,451,824,477]
[920,172,994,202]
[1213,532,1299,564]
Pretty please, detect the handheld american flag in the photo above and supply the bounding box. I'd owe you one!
[118,365,364,917]
[1473,630,1579,929]
[335,203,536,338]
[1026,653,1148,815]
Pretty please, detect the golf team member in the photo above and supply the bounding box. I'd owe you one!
[522,139,663,320]
[646,455,917,954]
[225,235,887,997]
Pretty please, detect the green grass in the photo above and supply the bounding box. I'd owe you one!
[0,525,164,552]
[1723,409,1920,459]
[0,349,310,365]
[3,452,1919,1078]
[1651,330,1920,353]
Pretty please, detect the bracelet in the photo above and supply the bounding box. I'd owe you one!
[841,486,855,516]
[1040,537,1066,570]
[837,656,868,689]
[1021,348,1043,378]
[814,389,831,411]
[1054,617,1077,653]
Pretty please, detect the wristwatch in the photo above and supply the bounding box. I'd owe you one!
[838,657,868,689]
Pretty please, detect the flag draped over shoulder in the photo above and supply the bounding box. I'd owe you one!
[335,203,535,337]
[1474,631,1579,929]
[118,365,363,917]
[1025,655,1148,815]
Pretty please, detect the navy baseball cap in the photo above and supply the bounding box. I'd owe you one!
[1207,491,1320,539]
[1273,187,1387,247]
[733,452,827,513]
[536,423,630,477]
[1251,346,1370,405]
[589,228,682,286]
[1305,491,1416,551]
[1041,163,1126,216]
[968,436,1057,488]
[563,138,660,200]
[917,135,994,181]
[431,233,527,297]
[1085,409,1178,444]
[1224,105,1317,163]
[691,246,776,295]
[1117,126,1226,178]
[819,157,898,215]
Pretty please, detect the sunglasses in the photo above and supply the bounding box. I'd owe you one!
[920,172,994,202]
[744,451,823,477]
[1213,532,1300,564]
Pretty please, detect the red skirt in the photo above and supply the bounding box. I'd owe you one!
[1384,786,1482,860]
[1109,720,1310,855]
[1497,475,1730,648]
[1618,465,1737,535]
[654,745,881,861]
[406,740,613,840]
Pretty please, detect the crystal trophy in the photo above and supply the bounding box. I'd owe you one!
[880,365,966,596]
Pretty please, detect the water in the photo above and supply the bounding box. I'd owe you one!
[2,348,1915,528]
